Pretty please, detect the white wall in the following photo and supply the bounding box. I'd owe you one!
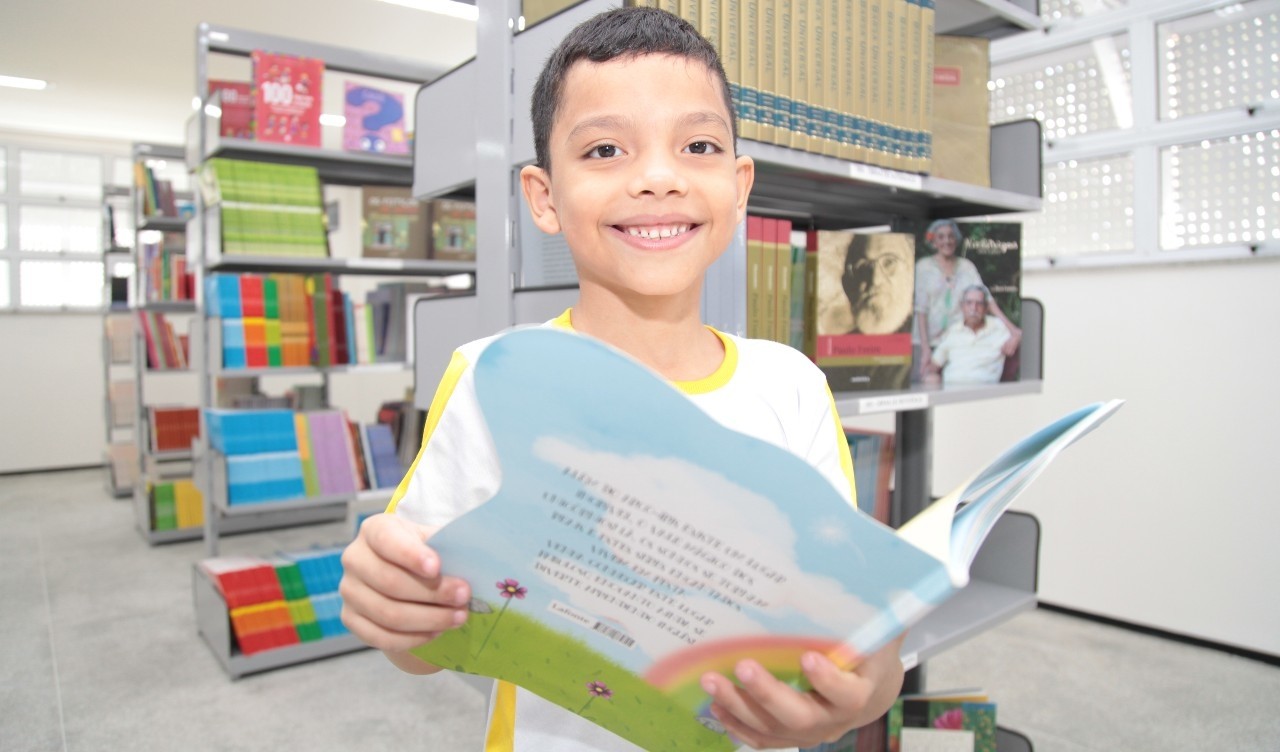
[928,259,1279,656]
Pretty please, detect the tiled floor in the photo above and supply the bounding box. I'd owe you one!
[3,468,1277,751]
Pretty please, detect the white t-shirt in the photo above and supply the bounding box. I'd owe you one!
[388,310,857,752]
[931,316,1011,384]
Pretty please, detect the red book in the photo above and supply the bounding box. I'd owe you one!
[329,289,349,365]
[251,51,323,147]
[208,79,254,139]
[239,275,265,318]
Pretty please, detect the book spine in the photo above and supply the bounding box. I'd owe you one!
[790,0,809,151]
[776,0,793,147]
[740,0,759,141]
[722,0,742,140]
[758,0,776,144]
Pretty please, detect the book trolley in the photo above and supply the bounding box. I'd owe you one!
[410,0,1046,747]
[184,25,476,677]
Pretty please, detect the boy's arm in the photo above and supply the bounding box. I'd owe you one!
[700,632,906,748]
[339,513,473,674]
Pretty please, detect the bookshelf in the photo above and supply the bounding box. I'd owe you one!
[185,24,475,677]
[128,142,204,545]
[102,184,135,498]
[409,0,1049,733]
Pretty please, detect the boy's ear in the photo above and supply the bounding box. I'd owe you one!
[733,154,755,225]
[520,164,561,235]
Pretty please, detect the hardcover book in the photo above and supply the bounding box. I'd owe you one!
[931,35,991,186]
[343,82,410,155]
[814,230,915,392]
[896,220,1023,384]
[251,51,323,148]
[361,186,431,260]
[208,79,254,139]
[411,327,1121,751]
[429,199,477,262]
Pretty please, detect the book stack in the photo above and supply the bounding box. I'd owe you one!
[888,689,998,751]
[149,479,204,531]
[137,311,189,370]
[139,232,194,303]
[134,161,185,219]
[199,158,329,258]
[844,428,894,524]
[206,408,395,504]
[200,549,349,655]
[675,0,937,172]
[206,272,405,369]
[148,406,199,453]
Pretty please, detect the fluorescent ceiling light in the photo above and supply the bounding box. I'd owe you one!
[0,75,49,91]
[376,0,478,21]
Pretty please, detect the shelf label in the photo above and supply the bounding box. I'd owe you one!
[350,257,406,271]
[846,162,924,192]
[858,393,929,414]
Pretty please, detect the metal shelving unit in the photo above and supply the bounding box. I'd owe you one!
[102,185,136,499]
[408,0,1050,739]
[130,142,203,545]
[185,24,468,677]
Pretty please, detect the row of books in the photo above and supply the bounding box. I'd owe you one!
[638,0,935,172]
[133,161,192,220]
[740,219,1022,393]
[149,406,199,454]
[199,549,349,656]
[150,479,204,531]
[208,53,414,156]
[139,231,195,303]
[206,273,420,369]
[362,186,477,262]
[137,310,191,371]
[199,158,328,258]
[207,408,404,504]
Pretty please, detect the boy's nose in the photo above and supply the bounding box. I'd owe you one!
[627,152,689,198]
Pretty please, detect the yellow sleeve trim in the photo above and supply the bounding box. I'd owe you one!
[484,680,518,752]
[827,389,858,510]
[385,349,471,514]
[675,327,737,395]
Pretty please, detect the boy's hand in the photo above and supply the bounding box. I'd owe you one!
[339,513,472,672]
[699,635,905,749]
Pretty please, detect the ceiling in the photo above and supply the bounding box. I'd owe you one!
[0,0,478,148]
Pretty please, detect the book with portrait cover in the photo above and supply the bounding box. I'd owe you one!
[896,219,1022,383]
[411,327,1122,751]
[251,51,323,147]
[814,230,915,392]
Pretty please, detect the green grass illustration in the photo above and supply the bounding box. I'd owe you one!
[413,605,736,751]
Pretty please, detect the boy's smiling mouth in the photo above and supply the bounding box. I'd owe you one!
[622,223,693,239]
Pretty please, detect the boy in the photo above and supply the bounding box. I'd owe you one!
[339,7,904,750]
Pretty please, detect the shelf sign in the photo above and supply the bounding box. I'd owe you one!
[858,393,930,414]
[350,257,406,271]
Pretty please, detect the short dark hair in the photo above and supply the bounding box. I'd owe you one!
[529,6,736,173]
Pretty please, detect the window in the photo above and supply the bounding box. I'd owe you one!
[1160,1,1280,120]
[992,0,1280,266]
[0,140,129,311]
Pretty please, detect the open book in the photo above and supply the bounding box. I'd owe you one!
[412,328,1122,751]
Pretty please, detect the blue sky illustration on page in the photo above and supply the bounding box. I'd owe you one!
[423,328,953,673]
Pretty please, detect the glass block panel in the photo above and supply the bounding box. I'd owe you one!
[1040,0,1129,24]
[990,35,1133,140]
[1021,153,1135,258]
[1160,129,1280,250]
[1159,1,1280,120]
[20,205,101,253]
[0,262,8,307]
[19,259,104,308]
[19,150,102,201]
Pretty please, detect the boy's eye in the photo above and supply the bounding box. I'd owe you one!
[685,141,721,155]
[587,144,619,159]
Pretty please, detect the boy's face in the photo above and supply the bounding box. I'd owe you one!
[521,54,754,303]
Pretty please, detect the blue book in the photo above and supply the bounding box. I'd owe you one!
[413,328,1122,751]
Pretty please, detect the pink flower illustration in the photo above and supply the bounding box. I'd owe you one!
[934,708,965,730]
[578,680,614,715]
[475,578,528,657]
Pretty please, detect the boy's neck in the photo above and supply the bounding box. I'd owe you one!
[570,292,724,383]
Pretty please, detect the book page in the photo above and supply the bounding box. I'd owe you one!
[414,328,950,751]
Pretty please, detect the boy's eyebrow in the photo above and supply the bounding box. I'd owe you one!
[565,111,731,143]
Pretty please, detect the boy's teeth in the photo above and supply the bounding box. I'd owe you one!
[626,224,690,239]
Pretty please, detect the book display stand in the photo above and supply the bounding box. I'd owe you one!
[185,25,474,677]
[409,0,1046,746]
